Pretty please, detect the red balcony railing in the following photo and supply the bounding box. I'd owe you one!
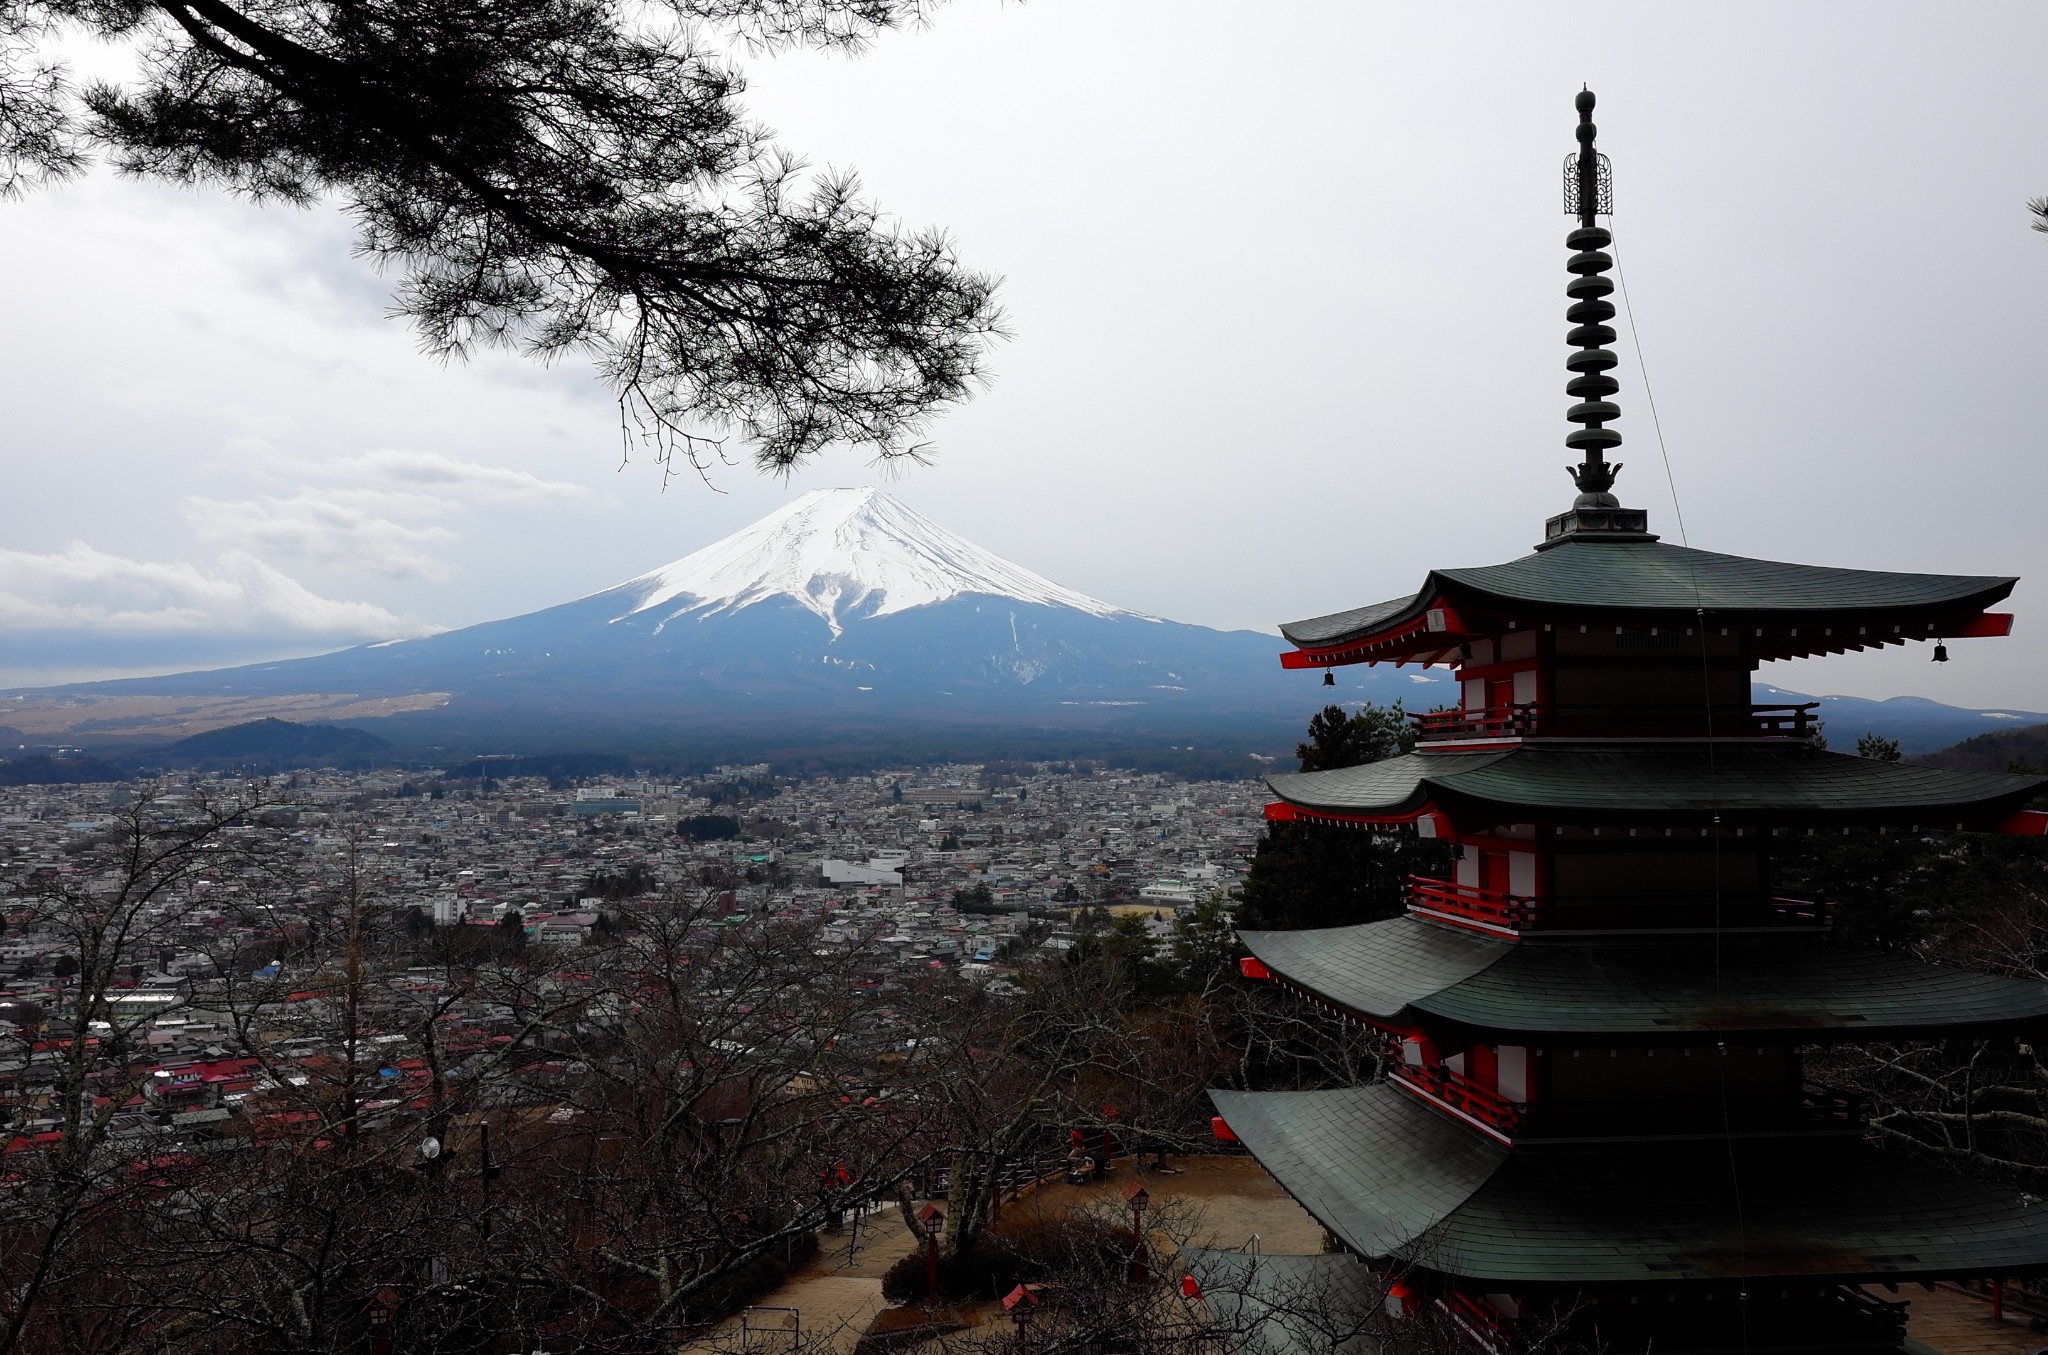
[1411,701,1819,743]
[1392,1062,1522,1136]
[1441,1292,1515,1355]
[1408,877,1832,934]
[1405,875,1535,933]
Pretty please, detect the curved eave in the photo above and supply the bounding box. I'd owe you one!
[1211,1084,2048,1286]
[1276,543,2019,670]
[1278,591,1454,670]
[1265,751,1497,820]
[1239,917,2048,1041]
[1266,747,2048,828]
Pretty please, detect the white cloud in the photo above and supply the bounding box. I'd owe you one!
[183,493,461,580]
[0,543,424,639]
[180,447,613,586]
[336,448,612,506]
[214,441,611,507]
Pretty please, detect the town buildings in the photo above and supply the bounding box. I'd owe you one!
[0,758,1262,1154]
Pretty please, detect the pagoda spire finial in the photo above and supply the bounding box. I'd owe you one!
[1563,88,1620,502]
[1539,88,1655,548]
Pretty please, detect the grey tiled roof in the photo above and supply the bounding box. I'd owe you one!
[1266,746,2046,820]
[1211,1083,2048,1283]
[1279,593,1419,648]
[1240,917,1509,1019]
[1441,541,2013,615]
[1240,917,2048,1037]
[1208,1086,1504,1260]
[1278,539,2015,651]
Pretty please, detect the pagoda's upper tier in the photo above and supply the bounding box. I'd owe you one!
[1239,916,2048,1040]
[1207,1082,2048,1285]
[1266,745,2047,828]
[1280,537,2014,668]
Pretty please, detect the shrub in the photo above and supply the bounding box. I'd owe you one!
[877,1213,1134,1303]
[880,1247,1024,1303]
[681,1232,822,1324]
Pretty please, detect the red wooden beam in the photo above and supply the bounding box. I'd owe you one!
[1957,612,2015,638]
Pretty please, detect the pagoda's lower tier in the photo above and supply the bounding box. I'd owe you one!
[1264,744,2048,830]
[1209,1082,2048,1285]
[1239,916,2048,1041]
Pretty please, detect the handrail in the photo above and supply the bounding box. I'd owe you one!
[1407,878,1833,934]
[1442,1292,1514,1354]
[1392,1061,1522,1134]
[1412,701,1820,741]
[1405,875,1536,931]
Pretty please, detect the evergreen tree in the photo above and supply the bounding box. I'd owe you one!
[0,0,1002,473]
[1237,702,1451,931]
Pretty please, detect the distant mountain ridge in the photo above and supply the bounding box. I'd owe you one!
[16,488,1361,755]
[1753,685,2048,758]
[1914,724,2048,774]
[3,489,2040,762]
[164,717,391,766]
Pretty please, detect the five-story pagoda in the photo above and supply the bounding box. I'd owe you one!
[1211,90,2048,1355]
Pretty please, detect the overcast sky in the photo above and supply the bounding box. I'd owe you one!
[3,1,2045,708]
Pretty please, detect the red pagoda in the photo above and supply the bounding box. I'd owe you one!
[1212,90,2048,1355]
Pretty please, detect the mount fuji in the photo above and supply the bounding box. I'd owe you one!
[13,488,2041,761]
[34,488,1441,756]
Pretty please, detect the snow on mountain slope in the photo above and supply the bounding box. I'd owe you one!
[610,486,1146,637]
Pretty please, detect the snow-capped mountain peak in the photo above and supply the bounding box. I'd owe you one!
[611,487,1142,636]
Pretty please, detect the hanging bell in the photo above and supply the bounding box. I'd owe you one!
[1323,670,1336,686]
[1932,642,1949,663]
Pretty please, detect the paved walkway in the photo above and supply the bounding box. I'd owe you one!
[993,1153,1329,1256]
[1907,1284,2047,1355]
[677,1206,899,1355]
[681,1157,1329,1355]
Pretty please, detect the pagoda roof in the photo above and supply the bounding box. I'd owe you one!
[1239,916,2048,1039]
[1280,538,2014,664]
[1265,745,2046,825]
[1208,1083,2048,1284]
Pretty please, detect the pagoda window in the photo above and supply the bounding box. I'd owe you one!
[1507,850,1537,898]
[1496,1045,1529,1102]
[1400,1034,1437,1067]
